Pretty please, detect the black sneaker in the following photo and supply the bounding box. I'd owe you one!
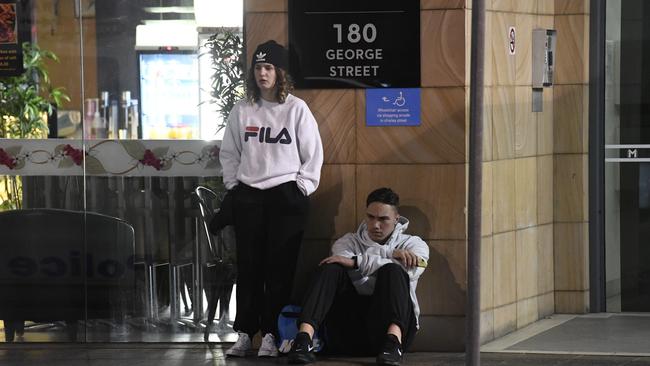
[288,331,316,364]
[376,334,403,365]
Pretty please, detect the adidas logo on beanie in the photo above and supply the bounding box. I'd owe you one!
[252,40,288,70]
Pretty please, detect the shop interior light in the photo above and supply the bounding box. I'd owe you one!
[194,0,243,28]
[135,21,198,50]
[143,6,195,14]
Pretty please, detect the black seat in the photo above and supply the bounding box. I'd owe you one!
[194,186,236,341]
[0,209,135,341]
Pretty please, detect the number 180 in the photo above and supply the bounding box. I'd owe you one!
[332,23,377,44]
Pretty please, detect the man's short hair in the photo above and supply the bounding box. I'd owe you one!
[366,187,400,208]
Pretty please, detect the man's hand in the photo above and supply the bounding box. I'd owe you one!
[393,249,418,268]
[319,255,355,269]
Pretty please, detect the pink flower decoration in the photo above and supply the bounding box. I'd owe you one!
[139,149,163,170]
[62,144,86,165]
[0,148,16,169]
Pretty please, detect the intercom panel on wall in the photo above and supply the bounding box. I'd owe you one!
[532,28,557,88]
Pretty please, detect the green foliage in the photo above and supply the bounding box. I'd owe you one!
[204,29,244,133]
[0,199,14,210]
[0,42,70,138]
[0,42,70,211]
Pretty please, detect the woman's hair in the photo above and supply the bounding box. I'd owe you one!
[246,66,294,104]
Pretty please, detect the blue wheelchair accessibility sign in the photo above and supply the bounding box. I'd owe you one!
[366,88,421,126]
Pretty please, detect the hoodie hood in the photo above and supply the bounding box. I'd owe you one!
[356,216,410,249]
[330,215,429,328]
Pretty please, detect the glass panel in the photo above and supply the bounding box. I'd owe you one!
[80,1,240,342]
[1,0,242,343]
[605,0,650,312]
[0,0,86,342]
[83,175,234,342]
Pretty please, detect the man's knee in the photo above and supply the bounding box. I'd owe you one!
[377,263,408,282]
[319,263,348,276]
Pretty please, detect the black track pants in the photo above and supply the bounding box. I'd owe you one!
[231,181,309,337]
[299,263,417,355]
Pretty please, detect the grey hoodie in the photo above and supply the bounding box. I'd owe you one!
[330,216,429,328]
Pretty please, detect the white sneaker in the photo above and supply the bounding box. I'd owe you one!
[257,333,279,357]
[226,332,252,357]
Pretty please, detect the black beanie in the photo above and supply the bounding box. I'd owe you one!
[251,40,288,70]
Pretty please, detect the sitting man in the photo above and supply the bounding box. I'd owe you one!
[288,187,429,365]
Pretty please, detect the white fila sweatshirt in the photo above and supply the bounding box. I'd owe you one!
[219,94,324,195]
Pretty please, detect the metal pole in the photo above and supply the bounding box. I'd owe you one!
[588,0,606,314]
[467,0,485,365]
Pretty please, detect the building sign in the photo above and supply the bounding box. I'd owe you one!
[288,0,420,89]
[605,144,650,163]
[366,88,420,126]
[0,0,22,77]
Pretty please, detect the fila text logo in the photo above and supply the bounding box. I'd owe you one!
[245,126,292,144]
[255,52,267,62]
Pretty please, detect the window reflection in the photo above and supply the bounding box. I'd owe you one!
[0,0,241,343]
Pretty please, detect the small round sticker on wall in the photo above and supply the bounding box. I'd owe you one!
[508,26,516,55]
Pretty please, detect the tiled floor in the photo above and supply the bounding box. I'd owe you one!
[1,345,650,366]
[0,320,238,343]
[3,313,650,365]
[482,313,650,356]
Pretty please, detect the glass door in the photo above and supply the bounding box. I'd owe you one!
[1,0,241,343]
[605,0,650,312]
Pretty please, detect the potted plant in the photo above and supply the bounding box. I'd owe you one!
[0,42,70,209]
[197,28,245,198]
[204,28,245,134]
[0,42,69,138]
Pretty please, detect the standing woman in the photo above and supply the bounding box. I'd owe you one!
[219,40,324,357]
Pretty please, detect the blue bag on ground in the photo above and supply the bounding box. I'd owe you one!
[277,304,324,353]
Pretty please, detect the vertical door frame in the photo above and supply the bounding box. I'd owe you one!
[589,0,606,313]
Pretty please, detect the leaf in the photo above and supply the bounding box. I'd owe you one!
[152,147,169,157]
[58,157,74,168]
[0,200,14,210]
[54,144,65,156]
[160,161,172,171]
[85,156,107,175]
[5,146,22,156]
[206,29,244,135]
[121,140,146,160]
[13,159,25,170]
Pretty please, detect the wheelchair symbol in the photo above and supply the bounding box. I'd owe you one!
[381,92,406,107]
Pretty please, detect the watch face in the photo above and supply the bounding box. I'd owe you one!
[417,257,427,268]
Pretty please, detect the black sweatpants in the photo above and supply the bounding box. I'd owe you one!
[231,181,309,338]
[299,263,417,356]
